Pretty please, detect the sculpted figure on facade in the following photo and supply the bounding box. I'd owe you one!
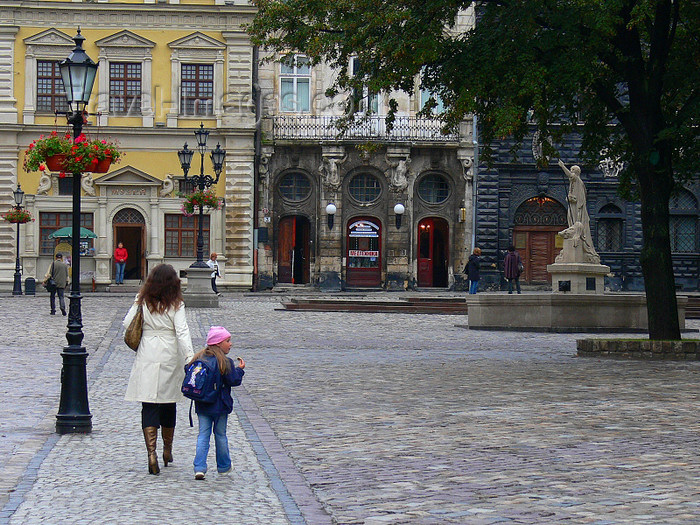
[37,173,52,195]
[320,154,347,190]
[160,174,174,197]
[386,155,411,191]
[555,159,600,264]
[81,173,96,197]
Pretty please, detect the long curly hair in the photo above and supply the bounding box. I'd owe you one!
[138,264,183,314]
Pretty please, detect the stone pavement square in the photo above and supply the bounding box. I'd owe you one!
[1,293,700,524]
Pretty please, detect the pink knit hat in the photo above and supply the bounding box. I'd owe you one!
[206,326,231,346]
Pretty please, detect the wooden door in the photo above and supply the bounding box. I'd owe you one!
[278,216,295,283]
[514,227,563,283]
[417,219,434,287]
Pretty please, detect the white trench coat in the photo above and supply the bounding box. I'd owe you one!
[123,299,194,404]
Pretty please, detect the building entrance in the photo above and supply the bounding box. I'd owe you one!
[417,217,449,287]
[278,215,310,284]
[346,218,381,287]
[113,208,145,281]
[513,197,566,283]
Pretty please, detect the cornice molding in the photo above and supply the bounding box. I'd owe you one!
[0,4,255,31]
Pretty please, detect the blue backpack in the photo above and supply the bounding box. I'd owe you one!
[182,359,219,404]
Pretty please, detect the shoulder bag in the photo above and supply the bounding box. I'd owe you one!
[44,262,57,293]
[124,303,144,351]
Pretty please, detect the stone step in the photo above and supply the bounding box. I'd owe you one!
[281,298,468,315]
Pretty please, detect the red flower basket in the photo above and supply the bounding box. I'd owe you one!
[45,154,67,172]
[91,156,112,173]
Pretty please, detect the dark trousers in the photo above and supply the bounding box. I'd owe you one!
[50,287,66,313]
[507,278,521,294]
[211,276,219,294]
[141,402,177,429]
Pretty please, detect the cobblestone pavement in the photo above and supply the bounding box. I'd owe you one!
[1,293,700,524]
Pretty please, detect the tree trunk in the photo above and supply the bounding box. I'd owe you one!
[638,164,680,340]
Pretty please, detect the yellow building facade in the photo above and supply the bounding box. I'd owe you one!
[0,0,256,289]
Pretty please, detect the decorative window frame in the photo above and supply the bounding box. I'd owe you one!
[280,54,312,113]
[22,29,75,125]
[167,32,225,128]
[95,31,156,127]
[596,203,625,252]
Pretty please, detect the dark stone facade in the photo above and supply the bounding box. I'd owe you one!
[475,132,700,292]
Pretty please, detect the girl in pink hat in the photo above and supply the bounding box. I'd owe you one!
[188,326,245,480]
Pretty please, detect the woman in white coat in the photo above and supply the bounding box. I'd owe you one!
[123,264,194,475]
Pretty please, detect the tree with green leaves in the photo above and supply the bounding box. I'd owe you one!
[248,0,699,340]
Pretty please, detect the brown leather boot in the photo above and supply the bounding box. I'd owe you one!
[162,427,174,466]
[143,426,160,475]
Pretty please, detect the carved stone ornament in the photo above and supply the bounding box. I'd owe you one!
[598,150,625,178]
[81,174,96,197]
[160,174,174,197]
[385,154,411,192]
[37,173,52,195]
[532,131,553,164]
[320,154,347,190]
[460,157,474,181]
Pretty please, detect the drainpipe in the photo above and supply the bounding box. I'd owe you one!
[471,114,479,251]
[252,45,261,291]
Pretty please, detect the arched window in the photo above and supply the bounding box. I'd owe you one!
[597,204,623,252]
[670,190,698,253]
[417,174,450,204]
[278,172,311,202]
[348,173,382,203]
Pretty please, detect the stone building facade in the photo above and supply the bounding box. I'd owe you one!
[0,0,256,290]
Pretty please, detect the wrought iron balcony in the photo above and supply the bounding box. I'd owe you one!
[270,115,460,143]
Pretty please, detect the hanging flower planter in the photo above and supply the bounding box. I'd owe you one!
[45,154,67,172]
[23,131,122,174]
[90,155,113,173]
[178,189,222,217]
[2,208,33,224]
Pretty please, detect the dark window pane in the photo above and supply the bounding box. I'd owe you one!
[418,174,450,204]
[279,173,311,201]
[349,174,381,203]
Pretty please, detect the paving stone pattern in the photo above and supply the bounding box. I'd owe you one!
[1,293,700,524]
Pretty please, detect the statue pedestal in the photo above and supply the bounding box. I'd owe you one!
[547,262,611,294]
[183,266,219,308]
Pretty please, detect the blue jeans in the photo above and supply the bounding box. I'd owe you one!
[193,413,230,474]
[115,262,126,284]
[469,280,479,294]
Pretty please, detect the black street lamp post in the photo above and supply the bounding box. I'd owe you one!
[12,184,24,296]
[55,29,98,435]
[178,123,226,268]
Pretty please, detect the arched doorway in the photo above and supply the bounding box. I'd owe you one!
[346,218,381,287]
[113,208,145,281]
[513,197,567,283]
[277,215,310,284]
[417,217,449,287]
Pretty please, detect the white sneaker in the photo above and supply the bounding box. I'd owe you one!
[194,472,205,480]
[219,467,232,475]
[217,292,223,297]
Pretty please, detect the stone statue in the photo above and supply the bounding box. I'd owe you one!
[555,160,600,264]
[160,174,174,197]
[81,173,96,196]
[37,173,52,195]
[386,155,410,191]
[321,155,346,190]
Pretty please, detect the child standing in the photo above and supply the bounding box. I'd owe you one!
[190,326,245,480]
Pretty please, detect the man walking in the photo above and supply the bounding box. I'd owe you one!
[44,253,69,315]
[504,245,522,294]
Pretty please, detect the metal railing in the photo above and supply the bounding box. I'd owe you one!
[270,115,460,142]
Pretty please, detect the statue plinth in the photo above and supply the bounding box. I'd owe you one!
[547,262,610,294]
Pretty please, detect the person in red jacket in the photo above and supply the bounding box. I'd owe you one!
[114,242,128,284]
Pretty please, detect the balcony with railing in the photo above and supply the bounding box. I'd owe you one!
[269,115,460,143]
